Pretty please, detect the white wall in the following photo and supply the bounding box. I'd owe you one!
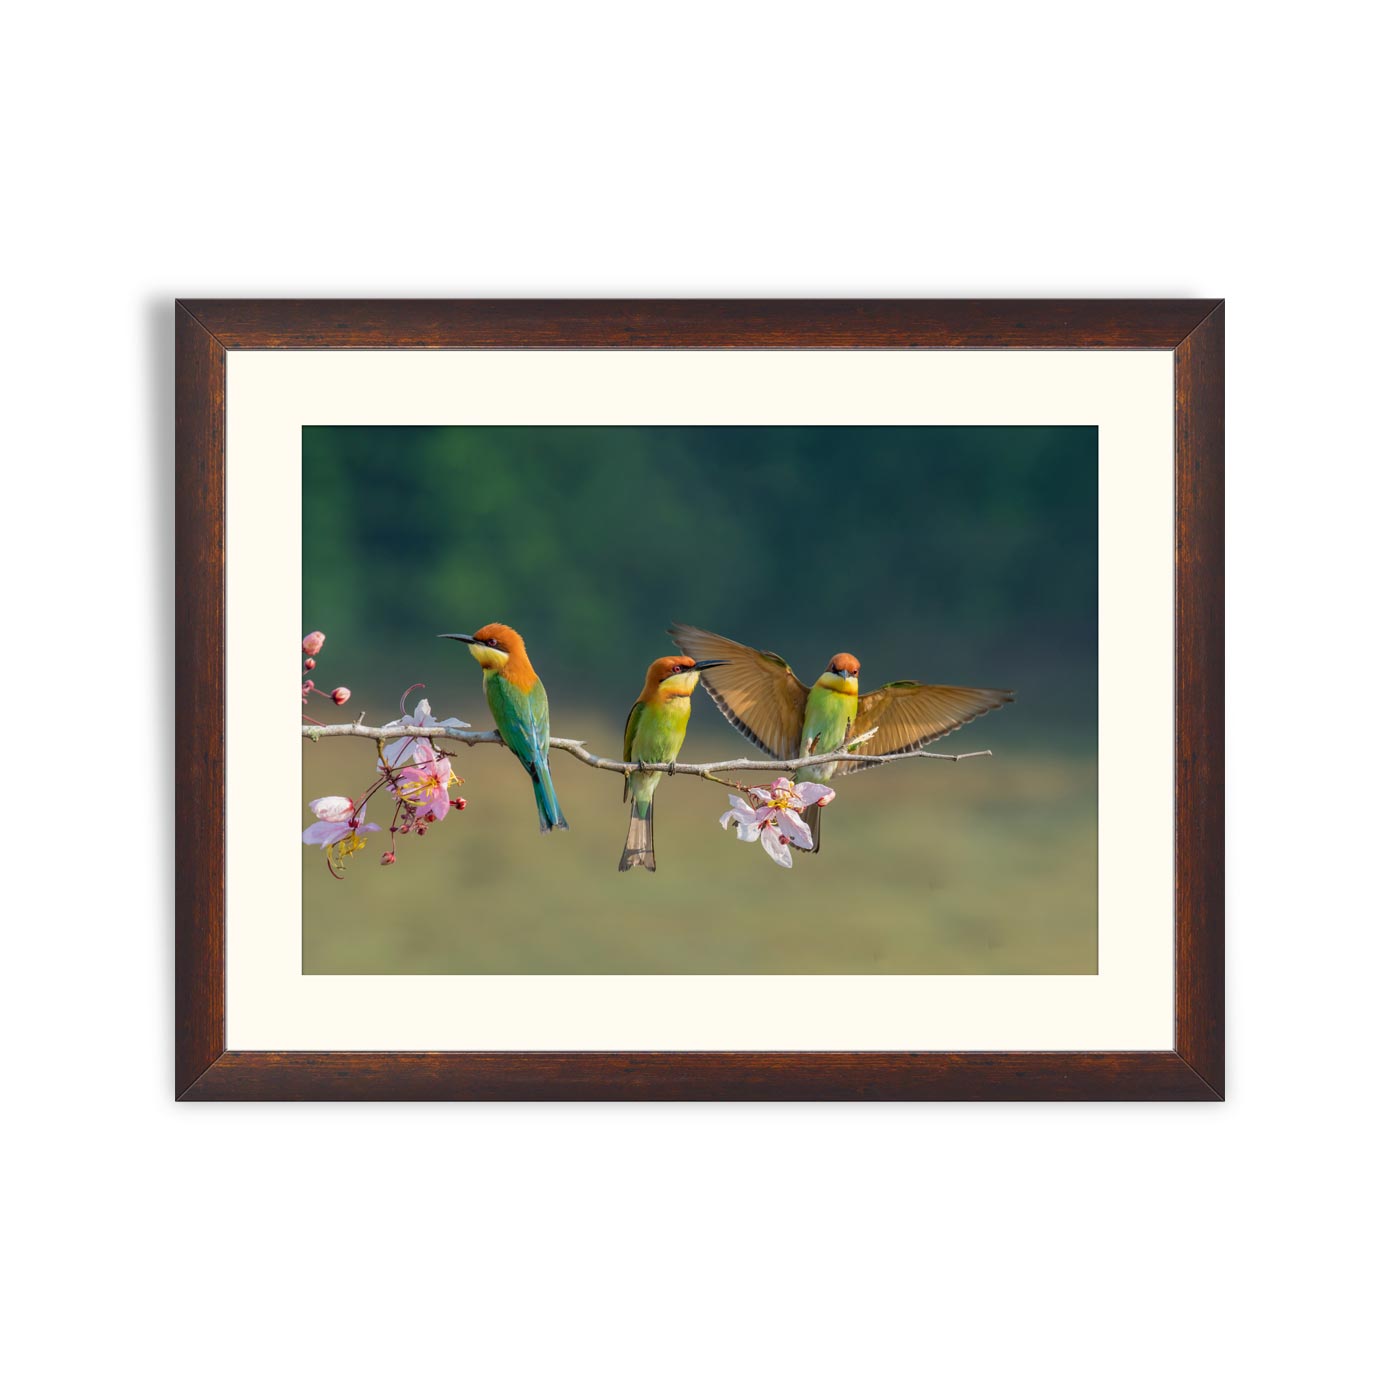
[6,3,1392,1396]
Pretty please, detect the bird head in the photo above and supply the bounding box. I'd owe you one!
[440,622,525,673]
[818,652,861,693]
[648,654,726,697]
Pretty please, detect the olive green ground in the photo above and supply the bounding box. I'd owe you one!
[303,715,1095,975]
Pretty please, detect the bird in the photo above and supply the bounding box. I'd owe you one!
[618,654,727,872]
[668,623,1013,852]
[439,623,567,832]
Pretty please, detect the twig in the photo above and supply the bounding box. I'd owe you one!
[299,722,991,777]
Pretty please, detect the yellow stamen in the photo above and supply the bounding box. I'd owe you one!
[330,832,368,869]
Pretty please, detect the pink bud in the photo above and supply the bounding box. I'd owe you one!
[309,796,354,822]
[380,851,396,866]
[302,631,325,656]
[451,797,468,810]
[304,657,316,671]
[331,686,351,705]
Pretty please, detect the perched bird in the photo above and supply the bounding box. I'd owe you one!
[668,623,1012,852]
[440,623,567,833]
[619,654,727,872]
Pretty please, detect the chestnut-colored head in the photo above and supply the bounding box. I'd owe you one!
[440,622,531,676]
[817,652,861,694]
[471,622,525,655]
[644,654,727,699]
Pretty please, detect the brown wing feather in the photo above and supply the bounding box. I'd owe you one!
[667,623,808,759]
[838,682,1013,773]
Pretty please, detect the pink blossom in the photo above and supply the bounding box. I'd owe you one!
[718,777,835,868]
[302,795,380,849]
[380,697,468,771]
[331,686,352,706]
[393,754,458,822]
[302,631,325,655]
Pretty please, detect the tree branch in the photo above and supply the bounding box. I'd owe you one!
[301,722,991,777]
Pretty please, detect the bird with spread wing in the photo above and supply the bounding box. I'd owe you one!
[668,623,1013,853]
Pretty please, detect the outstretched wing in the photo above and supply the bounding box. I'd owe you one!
[840,682,1013,772]
[668,622,808,759]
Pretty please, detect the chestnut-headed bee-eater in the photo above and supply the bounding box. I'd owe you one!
[619,654,727,872]
[668,623,1013,852]
[440,623,568,833]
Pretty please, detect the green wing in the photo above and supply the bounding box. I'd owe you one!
[621,699,644,800]
[486,673,552,774]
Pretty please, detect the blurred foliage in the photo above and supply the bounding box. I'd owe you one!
[304,426,1096,730]
[302,426,1098,975]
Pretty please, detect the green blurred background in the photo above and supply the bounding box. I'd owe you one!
[303,426,1097,974]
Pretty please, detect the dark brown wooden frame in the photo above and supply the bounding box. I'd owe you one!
[176,299,1223,1101]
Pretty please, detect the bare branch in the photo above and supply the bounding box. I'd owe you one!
[300,722,991,777]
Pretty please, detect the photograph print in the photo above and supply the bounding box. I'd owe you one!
[300,425,1097,976]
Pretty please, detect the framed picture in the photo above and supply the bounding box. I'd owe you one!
[176,299,1223,1100]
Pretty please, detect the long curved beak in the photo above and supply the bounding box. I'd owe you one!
[439,634,476,644]
[692,659,728,671]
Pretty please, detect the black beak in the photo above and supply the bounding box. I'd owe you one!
[835,668,852,679]
[692,659,728,671]
[439,634,477,644]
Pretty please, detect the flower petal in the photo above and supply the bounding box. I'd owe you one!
[760,824,793,867]
[381,737,412,768]
[793,782,836,808]
[303,820,348,847]
[309,796,354,822]
[776,809,813,848]
[721,809,762,841]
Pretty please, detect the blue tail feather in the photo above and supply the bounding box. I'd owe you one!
[532,759,568,833]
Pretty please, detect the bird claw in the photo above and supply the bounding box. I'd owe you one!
[667,761,677,776]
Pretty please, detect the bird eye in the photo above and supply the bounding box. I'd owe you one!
[672,664,683,673]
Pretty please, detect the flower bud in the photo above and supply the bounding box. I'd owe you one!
[380,851,396,865]
[451,797,468,810]
[331,686,352,705]
[304,657,316,671]
[302,631,325,656]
